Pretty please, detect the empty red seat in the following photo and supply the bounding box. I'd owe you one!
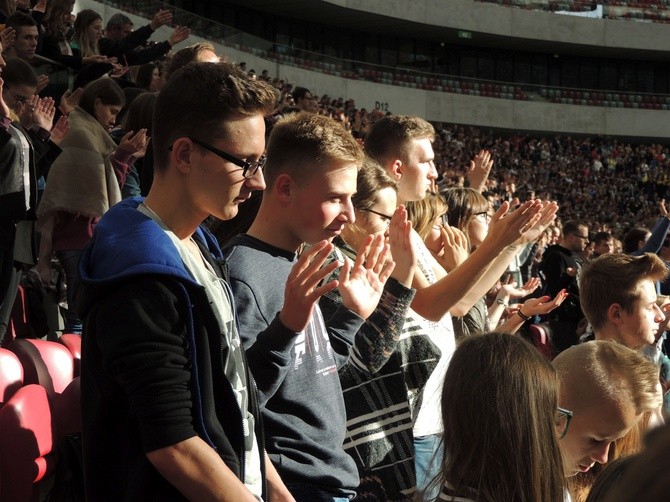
[0,384,55,502]
[8,339,74,395]
[57,334,81,377]
[0,348,23,405]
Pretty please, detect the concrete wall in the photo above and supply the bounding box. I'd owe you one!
[325,0,670,52]
[80,0,670,139]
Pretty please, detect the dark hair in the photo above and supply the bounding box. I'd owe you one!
[435,332,565,502]
[593,231,613,246]
[78,77,125,117]
[121,92,157,135]
[43,0,75,41]
[152,62,276,171]
[291,86,311,102]
[135,62,158,91]
[583,456,636,502]
[5,11,37,32]
[106,13,132,31]
[2,57,38,87]
[73,9,102,58]
[562,220,587,239]
[622,226,650,254]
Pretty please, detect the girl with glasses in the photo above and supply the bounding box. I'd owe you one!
[318,157,422,500]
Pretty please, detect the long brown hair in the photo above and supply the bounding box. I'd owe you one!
[442,187,489,250]
[433,332,566,502]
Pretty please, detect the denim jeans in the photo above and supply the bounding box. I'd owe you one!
[286,483,352,502]
[414,434,443,501]
[55,249,82,334]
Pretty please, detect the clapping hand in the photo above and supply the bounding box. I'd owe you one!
[388,205,416,287]
[339,234,395,319]
[279,241,341,332]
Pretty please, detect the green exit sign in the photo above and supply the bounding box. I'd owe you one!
[458,30,472,39]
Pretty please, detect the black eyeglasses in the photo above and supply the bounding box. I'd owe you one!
[5,85,31,104]
[171,138,266,179]
[474,211,491,223]
[362,208,393,228]
[556,407,573,439]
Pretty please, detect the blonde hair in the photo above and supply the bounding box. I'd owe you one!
[406,193,447,240]
[364,115,434,167]
[264,112,364,187]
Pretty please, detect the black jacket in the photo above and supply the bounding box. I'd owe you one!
[77,198,266,500]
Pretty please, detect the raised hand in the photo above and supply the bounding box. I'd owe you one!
[32,96,56,131]
[435,224,469,272]
[339,234,395,319]
[169,26,190,46]
[119,129,149,158]
[1,26,15,49]
[18,94,39,129]
[50,115,69,145]
[36,74,49,93]
[517,289,568,318]
[0,78,11,118]
[279,241,341,332]
[59,87,83,116]
[486,200,543,251]
[500,276,541,300]
[388,205,416,287]
[518,200,558,245]
[150,9,173,30]
[467,149,493,192]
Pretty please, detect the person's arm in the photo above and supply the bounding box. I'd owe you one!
[264,452,295,502]
[91,279,257,499]
[230,241,341,405]
[496,289,568,334]
[111,129,148,188]
[411,200,543,321]
[147,437,259,502]
[634,213,670,256]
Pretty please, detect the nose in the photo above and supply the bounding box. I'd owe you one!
[654,304,666,323]
[428,160,438,180]
[590,441,611,465]
[342,197,355,224]
[245,167,266,192]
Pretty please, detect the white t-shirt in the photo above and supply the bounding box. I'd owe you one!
[138,204,263,500]
[411,231,457,437]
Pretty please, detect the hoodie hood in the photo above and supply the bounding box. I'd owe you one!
[77,197,222,314]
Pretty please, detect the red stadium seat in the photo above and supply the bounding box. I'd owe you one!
[0,348,23,405]
[57,334,81,377]
[0,384,55,502]
[8,339,74,395]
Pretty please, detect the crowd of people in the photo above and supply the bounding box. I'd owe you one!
[2,3,670,502]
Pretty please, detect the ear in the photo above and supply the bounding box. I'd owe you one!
[274,173,293,206]
[607,303,624,324]
[390,159,403,180]
[169,137,195,174]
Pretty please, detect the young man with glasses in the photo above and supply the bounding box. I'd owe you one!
[553,341,662,482]
[76,62,295,501]
[540,220,590,351]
